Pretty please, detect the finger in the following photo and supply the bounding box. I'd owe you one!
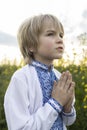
[65,71,72,80]
[53,80,57,86]
[59,72,68,87]
[71,82,75,87]
[68,82,75,94]
[52,80,57,92]
[64,77,72,91]
[62,71,72,85]
[57,72,65,86]
[64,73,72,90]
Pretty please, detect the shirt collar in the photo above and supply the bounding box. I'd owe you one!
[31,60,53,71]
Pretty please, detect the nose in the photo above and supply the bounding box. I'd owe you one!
[56,34,63,44]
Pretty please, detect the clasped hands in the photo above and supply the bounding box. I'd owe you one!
[52,71,75,113]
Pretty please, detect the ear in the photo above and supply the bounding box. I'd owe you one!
[29,49,33,53]
[28,48,33,56]
[29,47,34,53]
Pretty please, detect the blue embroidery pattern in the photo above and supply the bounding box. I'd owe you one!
[31,61,63,130]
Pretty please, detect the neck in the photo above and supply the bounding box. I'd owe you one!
[34,58,53,67]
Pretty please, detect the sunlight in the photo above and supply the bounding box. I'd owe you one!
[0,45,21,64]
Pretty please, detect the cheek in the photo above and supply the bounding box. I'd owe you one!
[44,42,53,49]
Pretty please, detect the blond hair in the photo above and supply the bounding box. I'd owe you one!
[17,14,64,64]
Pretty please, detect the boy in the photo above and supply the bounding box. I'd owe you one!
[4,14,76,130]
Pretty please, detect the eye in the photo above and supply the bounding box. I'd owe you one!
[47,32,54,36]
[59,33,63,38]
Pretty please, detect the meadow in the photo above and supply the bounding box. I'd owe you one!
[0,54,87,130]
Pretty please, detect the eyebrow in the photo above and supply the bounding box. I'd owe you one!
[46,29,63,35]
[46,30,56,33]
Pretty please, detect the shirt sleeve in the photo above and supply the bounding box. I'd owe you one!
[48,98,63,113]
[4,74,59,130]
[62,103,76,126]
[48,97,76,126]
[48,98,76,126]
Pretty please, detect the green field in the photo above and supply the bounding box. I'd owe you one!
[0,60,87,130]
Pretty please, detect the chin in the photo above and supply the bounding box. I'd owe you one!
[54,56,62,60]
[56,54,63,59]
[57,56,62,59]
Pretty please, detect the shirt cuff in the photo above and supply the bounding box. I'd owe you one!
[48,98,63,113]
[62,106,75,117]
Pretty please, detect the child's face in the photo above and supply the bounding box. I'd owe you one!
[34,25,64,64]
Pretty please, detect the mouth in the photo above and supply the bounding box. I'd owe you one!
[57,46,64,51]
[58,47,63,49]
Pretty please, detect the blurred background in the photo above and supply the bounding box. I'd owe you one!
[0,0,87,129]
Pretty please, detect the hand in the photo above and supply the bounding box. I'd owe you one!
[63,85,75,113]
[52,71,75,106]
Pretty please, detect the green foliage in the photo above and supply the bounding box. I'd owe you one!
[0,63,87,130]
[0,64,18,130]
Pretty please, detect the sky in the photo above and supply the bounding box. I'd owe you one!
[0,0,87,63]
